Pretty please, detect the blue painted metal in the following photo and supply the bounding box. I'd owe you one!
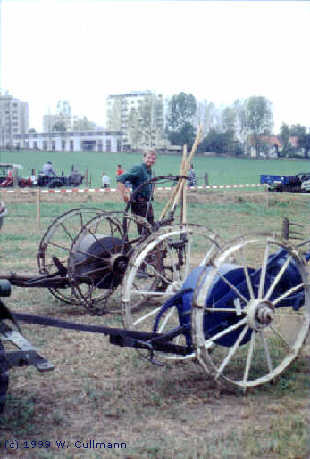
[153,248,306,348]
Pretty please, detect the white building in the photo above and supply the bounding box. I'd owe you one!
[0,92,29,148]
[106,90,165,149]
[13,130,123,152]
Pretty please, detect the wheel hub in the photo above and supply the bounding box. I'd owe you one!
[247,299,275,330]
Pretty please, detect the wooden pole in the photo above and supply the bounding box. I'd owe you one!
[160,126,203,221]
[36,188,41,229]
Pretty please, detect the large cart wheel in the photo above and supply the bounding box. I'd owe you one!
[37,208,104,305]
[193,234,310,389]
[122,224,220,360]
[67,212,148,315]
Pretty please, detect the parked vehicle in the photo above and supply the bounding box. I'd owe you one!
[0,163,84,189]
[260,172,310,192]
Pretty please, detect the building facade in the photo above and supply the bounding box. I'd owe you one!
[106,90,165,150]
[0,92,29,148]
[13,130,123,153]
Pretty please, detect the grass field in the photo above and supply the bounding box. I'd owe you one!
[1,149,310,188]
[0,190,309,457]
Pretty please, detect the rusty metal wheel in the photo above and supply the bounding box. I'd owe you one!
[37,208,104,305]
[193,234,310,389]
[67,212,148,315]
[122,224,220,360]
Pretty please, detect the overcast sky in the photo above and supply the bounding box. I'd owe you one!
[1,0,309,132]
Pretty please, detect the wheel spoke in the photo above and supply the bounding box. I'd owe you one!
[259,243,269,298]
[273,283,304,306]
[215,325,249,380]
[240,245,255,299]
[158,307,175,333]
[59,222,74,242]
[216,271,249,304]
[243,331,255,385]
[147,262,171,285]
[204,317,247,347]
[204,307,238,313]
[48,241,71,252]
[269,325,291,350]
[133,305,163,326]
[264,256,291,301]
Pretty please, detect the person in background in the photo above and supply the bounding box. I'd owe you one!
[30,168,37,185]
[117,150,157,233]
[101,172,111,189]
[42,160,56,177]
[188,163,197,187]
[116,164,124,176]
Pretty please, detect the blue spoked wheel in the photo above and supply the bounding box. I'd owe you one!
[193,234,310,389]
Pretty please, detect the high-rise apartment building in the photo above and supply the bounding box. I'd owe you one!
[0,92,29,148]
[106,90,165,149]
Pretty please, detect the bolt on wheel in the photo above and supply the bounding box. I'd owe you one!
[193,234,310,389]
[122,224,220,360]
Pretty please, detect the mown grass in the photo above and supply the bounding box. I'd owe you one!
[0,192,309,458]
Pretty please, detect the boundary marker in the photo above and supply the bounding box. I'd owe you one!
[0,184,265,194]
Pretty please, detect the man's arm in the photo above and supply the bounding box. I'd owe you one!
[117,181,130,203]
[116,165,140,202]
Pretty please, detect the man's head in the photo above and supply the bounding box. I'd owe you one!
[143,150,157,168]
[117,164,122,168]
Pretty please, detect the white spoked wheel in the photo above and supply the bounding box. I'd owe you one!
[122,224,219,361]
[67,212,149,315]
[193,233,310,390]
[37,207,104,305]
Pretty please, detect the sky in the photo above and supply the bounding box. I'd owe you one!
[1,0,309,133]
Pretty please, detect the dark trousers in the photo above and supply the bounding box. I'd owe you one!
[131,197,154,235]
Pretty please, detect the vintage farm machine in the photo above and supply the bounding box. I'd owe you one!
[1,129,212,316]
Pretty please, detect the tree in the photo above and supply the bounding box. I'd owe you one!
[167,122,195,148]
[245,96,273,157]
[199,129,236,154]
[127,108,141,150]
[166,92,197,147]
[106,98,122,131]
[73,116,96,131]
[53,121,67,132]
[167,92,197,130]
[222,106,236,133]
[138,95,164,148]
[127,94,164,149]
[279,123,290,156]
[299,133,310,159]
[285,124,310,159]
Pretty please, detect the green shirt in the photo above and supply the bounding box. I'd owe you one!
[117,163,153,199]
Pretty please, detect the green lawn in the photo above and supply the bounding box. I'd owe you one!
[1,149,310,188]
